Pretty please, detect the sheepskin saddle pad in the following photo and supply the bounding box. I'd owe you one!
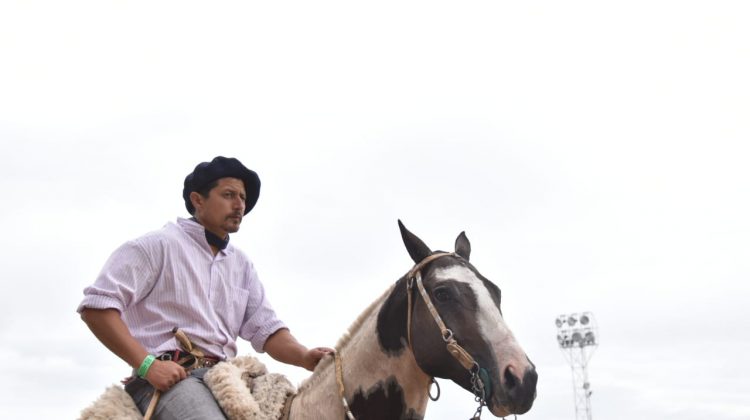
[79,355,296,420]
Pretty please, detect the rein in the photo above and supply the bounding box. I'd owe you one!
[335,352,356,420]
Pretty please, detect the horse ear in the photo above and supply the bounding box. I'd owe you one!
[455,231,471,260]
[398,220,431,263]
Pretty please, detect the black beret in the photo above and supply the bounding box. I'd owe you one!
[182,156,261,215]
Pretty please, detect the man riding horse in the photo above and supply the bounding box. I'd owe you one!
[78,156,333,419]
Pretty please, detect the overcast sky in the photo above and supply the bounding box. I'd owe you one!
[1,1,749,419]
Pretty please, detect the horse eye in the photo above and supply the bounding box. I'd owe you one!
[434,288,451,302]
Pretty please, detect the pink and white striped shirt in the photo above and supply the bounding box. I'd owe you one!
[77,217,286,359]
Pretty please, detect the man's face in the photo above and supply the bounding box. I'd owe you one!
[192,177,246,237]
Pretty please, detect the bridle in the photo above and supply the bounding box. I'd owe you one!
[405,252,492,420]
[334,252,495,420]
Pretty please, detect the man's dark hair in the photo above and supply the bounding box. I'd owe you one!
[196,180,219,198]
[190,180,219,215]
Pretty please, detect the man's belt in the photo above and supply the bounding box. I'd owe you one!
[157,349,221,370]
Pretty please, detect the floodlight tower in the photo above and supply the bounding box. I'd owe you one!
[555,312,598,420]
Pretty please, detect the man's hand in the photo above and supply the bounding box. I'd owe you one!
[144,360,188,392]
[264,329,334,371]
[301,347,335,371]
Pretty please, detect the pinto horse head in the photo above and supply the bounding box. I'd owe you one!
[378,221,537,417]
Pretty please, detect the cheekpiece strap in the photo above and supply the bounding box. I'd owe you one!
[406,252,478,371]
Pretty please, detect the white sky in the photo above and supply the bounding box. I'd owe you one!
[1,1,749,419]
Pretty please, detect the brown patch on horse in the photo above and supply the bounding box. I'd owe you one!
[349,376,423,420]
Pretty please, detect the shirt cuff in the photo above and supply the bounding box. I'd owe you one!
[76,295,125,314]
[250,320,288,353]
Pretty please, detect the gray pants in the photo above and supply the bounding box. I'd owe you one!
[125,368,227,420]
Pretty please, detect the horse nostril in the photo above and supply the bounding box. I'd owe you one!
[501,366,538,414]
[503,366,518,391]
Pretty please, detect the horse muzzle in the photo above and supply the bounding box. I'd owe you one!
[489,364,538,416]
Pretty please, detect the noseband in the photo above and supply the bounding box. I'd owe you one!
[405,252,491,419]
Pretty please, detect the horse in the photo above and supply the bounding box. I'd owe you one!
[286,221,537,419]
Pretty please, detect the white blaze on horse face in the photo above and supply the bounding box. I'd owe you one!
[433,266,531,381]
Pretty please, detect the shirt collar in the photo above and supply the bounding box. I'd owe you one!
[176,217,234,256]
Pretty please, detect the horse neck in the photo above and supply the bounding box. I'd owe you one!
[291,294,432,420]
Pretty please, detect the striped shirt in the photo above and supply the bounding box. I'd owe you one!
[77,217,286,359]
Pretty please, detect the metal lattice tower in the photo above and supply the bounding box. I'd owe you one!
[555,312,598,420]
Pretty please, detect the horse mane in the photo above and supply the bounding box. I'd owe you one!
[296,281,398,393]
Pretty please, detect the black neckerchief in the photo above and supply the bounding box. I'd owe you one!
[191,217,229,250]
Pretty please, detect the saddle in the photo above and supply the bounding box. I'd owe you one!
[78,355,296,420]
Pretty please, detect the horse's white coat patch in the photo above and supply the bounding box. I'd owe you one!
[433,266,531,381]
